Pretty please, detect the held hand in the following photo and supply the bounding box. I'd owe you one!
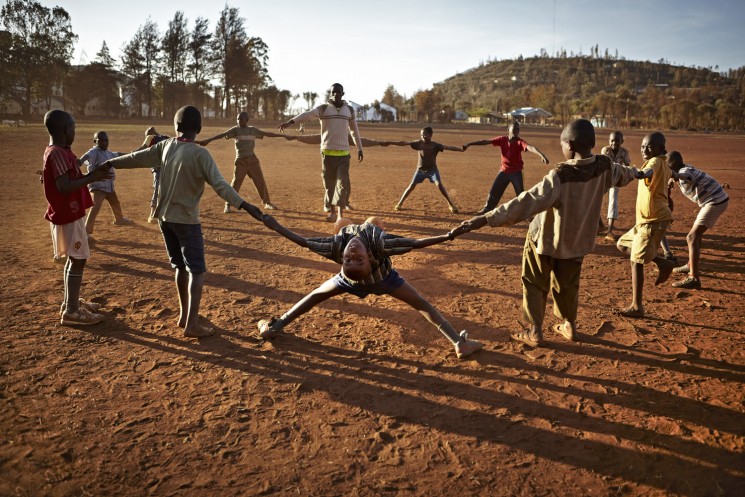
[240,201,264,221]
[277,121,292,132]
[634,168,644,179]
[90,167,114,182]
[460,216,488,232]
[462,144,469,151]
[196,140,209,147]
[358,150,364,162]
[541,155,549,164]
[448,224,469,239]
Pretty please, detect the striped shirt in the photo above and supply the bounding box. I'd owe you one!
[676,165,728,207]
[600,145,631,166]
[291,101,362,154]
[306,223,416,284]
[224,125,265,158]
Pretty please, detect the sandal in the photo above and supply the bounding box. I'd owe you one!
[552,323,575,342]
[510,331,543,347]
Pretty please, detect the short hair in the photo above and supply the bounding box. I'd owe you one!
[421,126,433,135]
[331,83,344,92]
[174,105,201,133]
[44,109,73,135]
[238,111,249,120]
[561,119,595,149]
[667,150,683,167]
[145,126,157,136]
[647,131,666,153]
[94,130,107,140]
[610,130,623,141]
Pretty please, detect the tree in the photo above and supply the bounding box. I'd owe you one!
[186,17,212,113]
[1,0,77,116]
[302,91,318,110]
[120,19,160,117]
[212,5,246,117]
[413,89,440,122]
[161,11,189,117]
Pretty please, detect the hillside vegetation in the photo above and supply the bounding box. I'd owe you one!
[415,54,745,130]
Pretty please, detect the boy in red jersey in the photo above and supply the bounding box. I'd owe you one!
[42,110,111,325]
[463,121,549,214]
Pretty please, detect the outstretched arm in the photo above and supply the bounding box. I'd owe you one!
[239,201,264,222]
[462,139,492,151]
[377,140,409,147]
[261,129,292,139]
[77,153,90,167]
[56,168,113,195]
[443,145,464,152]
[197,130,230,146]
[410,228,464,249]
[261,214,309,248]
[526,145,549,164]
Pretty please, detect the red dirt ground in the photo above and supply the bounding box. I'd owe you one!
[1,121,743,497]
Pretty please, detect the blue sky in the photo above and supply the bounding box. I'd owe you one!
[48,0,745,106]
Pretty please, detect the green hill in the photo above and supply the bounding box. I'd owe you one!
[426,54,745,131]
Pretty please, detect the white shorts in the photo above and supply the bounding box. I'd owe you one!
[51,217,90,260]
[694,200,728,229]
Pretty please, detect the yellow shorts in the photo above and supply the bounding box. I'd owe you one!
[618,220,670,264]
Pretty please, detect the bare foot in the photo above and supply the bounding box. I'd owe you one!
[184,324,215,338]
[616,306,645,318]
[655,259,675,285]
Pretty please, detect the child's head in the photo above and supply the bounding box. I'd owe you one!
[145,126,157,136]
[174,105,202,135]
[237,111,249,126]
[94,131,109,150]
[420,126,433,142]
[341,236,372,281]
[641,132,666,161]
[560,119,595,160]
[364,216,386,230]
[44,110,75,146]
[666,151,684,171]
[609,131,623,151]
[508,121,520,137]
[334,217,354,234]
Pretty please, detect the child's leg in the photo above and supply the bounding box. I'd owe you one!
[521,236,550,341]
[481,172,511,212]
[509,171,525,197]
[64,257,87,313]
[396,180,417,208]
[178,269,210,338]
[388,281,462,344]
[686,224,708,279]
[274,278,345,327]
[230,158,249,194]
[85,190,106,235]
[149,170,159,219]
[660,235,673,257]
[245,157,272,205]
[107,190,125,222]
[550,257,582,340]
[607,186,619,235]
[435,179,457,210]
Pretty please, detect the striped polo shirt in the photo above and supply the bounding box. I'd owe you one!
[676,165,728,206]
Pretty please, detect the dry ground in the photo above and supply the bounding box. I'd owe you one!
[1,120,743,497]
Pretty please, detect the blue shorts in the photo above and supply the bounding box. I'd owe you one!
[332,269,405,299]
[411,168,441,185]
[160,221,206,273]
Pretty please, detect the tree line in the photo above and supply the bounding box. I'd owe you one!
[0,0,294,119]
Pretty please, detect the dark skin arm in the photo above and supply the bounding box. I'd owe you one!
[240,201,264,222]
[410,224,469,248]
[261,214,309,248]
[55,168,113,195]
[462,139,492,150]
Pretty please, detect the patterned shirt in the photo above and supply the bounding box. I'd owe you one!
[42,145,93,225]
[600,145,631,167]
[485,155,638,259]
[224,126,265,158]
[676,164,728,207]
[292,101,362,154]
[306,222,416,284]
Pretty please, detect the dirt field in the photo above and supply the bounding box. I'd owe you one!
[1,120,743,497]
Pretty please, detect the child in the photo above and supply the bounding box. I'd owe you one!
[198,112,290,212]
[42,110,111,325]
[380,127,461,213]
[102,106,264,338]
[463,121,549,214]
[615,132,676,318]
[136,127,170,223]
[78,131,132,241]
[667,151,729,289]
[600,131,631,239]
[460,119,640,346]
[278,83,364,223]
[257,216,483,359]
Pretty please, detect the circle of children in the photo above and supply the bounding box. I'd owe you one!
[42,82,729,359]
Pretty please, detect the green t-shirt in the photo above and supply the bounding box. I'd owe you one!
[225,125,265,158]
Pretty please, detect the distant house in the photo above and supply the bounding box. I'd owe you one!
[504,107,552,124]
[453,110,469,121]
[348,100,397,122]
[467,116,490,124]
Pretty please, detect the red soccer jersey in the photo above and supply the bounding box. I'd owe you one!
[492,136,529,174]
[42,145,93,225]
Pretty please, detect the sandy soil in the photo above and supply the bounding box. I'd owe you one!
[1,120,743,497]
